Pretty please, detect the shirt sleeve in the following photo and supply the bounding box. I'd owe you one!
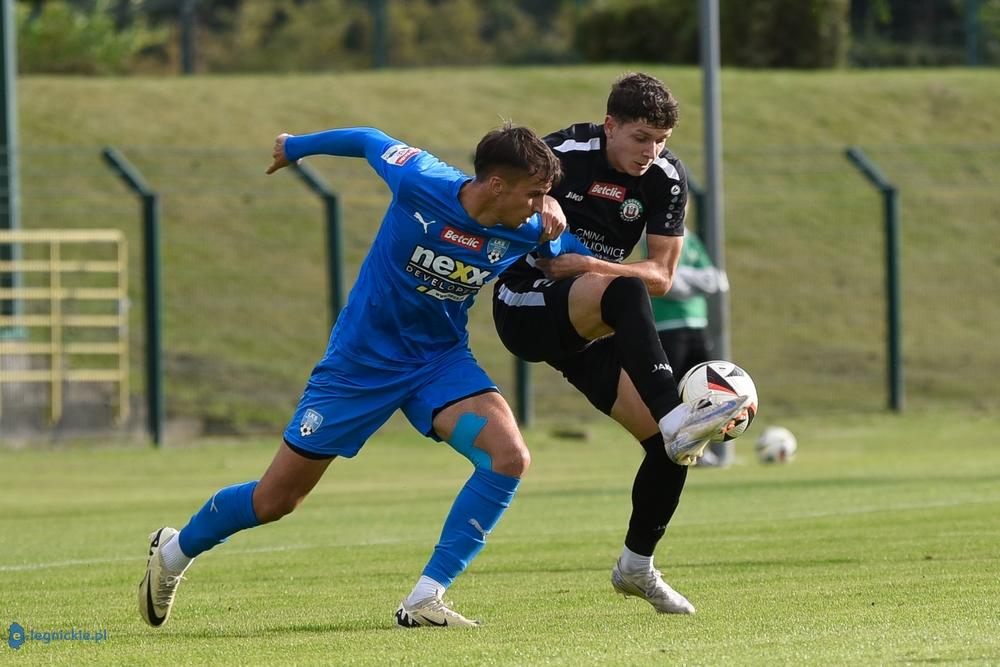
[283,127,426,193]
[536,231,593,258]
[506,214,592,259]
[645,155,688,237]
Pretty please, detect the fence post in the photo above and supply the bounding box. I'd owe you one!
[102,147,164,446]
[180,0,198,75]
[372,0,388,69]
[1,0,21,334]
[291,162,343,324]
[966,0,979,67]
[845,146,904,413]
[699,0,731,365]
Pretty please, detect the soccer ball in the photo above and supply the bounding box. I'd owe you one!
[677,360,758,441]
[755,426,797,463]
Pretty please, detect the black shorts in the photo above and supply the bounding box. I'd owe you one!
[492,276,623,415]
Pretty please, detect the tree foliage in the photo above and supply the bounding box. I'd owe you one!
[722,0,850,68]
[850,0,969,65]
[575,1,699,65]
[199,0,577,72]
[576,0,850,68]
[20,0,997,74]
[17,0,165,75]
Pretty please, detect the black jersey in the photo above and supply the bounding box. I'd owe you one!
[498,122,688,284]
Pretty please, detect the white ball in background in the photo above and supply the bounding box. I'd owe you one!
[755,426,797,463]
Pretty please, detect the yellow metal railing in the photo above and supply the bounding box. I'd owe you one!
[0,229,129,424]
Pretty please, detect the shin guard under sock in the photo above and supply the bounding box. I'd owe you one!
[600,276,681,421]
[624,433,688,556]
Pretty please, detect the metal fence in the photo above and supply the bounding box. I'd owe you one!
[524,145,998,422]
[1,143,997,441]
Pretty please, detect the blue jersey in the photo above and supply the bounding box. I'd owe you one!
[285,127,589,369]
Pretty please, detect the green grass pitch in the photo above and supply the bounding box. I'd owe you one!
[2,410,998,665]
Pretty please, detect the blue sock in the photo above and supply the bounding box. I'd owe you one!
[177,481,260,558]
[422,467,520,588]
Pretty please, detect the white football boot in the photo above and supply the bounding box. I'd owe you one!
[611,558,696,614]
[138,527,186,627]
[395,592,481,628]
[660,394,752,466]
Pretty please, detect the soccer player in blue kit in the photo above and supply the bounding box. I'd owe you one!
[138,123,582,629]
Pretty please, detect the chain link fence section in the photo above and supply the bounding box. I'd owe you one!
[523,145,1000,421]
[112,147,351,432]
[10,144,997,438]
[520,146,888,422]
[864,144,1000,412]
[723,146,887,416]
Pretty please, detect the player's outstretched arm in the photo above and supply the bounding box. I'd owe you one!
[533,227,594,279]
[265,127,418,194]
[280,127,394,163]
[536,233,682,296]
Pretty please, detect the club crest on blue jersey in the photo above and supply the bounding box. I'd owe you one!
[300,409,323,437]
[486,238,510,263]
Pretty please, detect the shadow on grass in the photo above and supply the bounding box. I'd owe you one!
[687,473,1000,493]
[476,557,861,577]
[171,621,397,639]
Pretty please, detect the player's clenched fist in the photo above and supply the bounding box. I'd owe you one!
[265,133,296,174]
[537,195,566,242]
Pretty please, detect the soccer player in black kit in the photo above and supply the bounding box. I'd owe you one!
[493,73,750,614]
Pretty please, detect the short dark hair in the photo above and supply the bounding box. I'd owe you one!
[607,72,679,129]
[474,123,562,185]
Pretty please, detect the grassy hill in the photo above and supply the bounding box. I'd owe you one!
[15,66,1000,433]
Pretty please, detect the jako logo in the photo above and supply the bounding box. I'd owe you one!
[587,181,626,203]
[409,246,492,286]
[8,623,25,650]
[440,226,484,251]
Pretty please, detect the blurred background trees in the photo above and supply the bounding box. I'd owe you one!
[15,0,1000,74]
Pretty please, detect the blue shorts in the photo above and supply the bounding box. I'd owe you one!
[282,347,497,459]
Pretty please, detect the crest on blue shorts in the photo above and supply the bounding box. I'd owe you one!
[300,409,323,437]
[486,238,510,264]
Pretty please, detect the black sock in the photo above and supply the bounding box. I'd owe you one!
[624,433,689,556]
[600,276,680,421]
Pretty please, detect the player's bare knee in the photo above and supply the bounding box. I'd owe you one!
[494,443,531,477]
[444,411,530,477]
